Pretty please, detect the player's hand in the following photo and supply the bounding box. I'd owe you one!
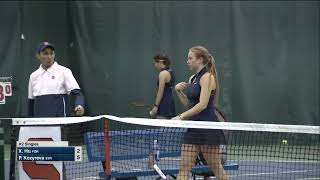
[74,105,84,116]
[171,115,182,120]
[149,106,158,118]
[175,82,188,92]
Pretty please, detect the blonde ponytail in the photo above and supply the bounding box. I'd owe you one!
[207,55,220,106]
[189,46,220,107]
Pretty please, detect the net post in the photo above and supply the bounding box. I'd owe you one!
[9,122,17,180]
[104,118,111,180]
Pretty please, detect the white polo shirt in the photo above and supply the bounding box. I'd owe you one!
[28,62,81,117]
[28,62,80,99]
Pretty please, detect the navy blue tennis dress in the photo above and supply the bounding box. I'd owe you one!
[184,67,226,145]
[157,68,176,118]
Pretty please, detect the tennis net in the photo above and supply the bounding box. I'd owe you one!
[9,115,319,180]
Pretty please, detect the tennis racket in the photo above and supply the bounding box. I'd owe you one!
[130,102,153,108]
[147,140,167,179]
[130,102,157,118]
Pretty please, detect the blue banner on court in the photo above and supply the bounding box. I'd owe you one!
[16,147,82,161]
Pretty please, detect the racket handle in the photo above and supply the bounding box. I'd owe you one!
[147,154,154,169]
[153,164,167,179]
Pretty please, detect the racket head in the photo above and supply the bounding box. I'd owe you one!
[215,108,228,122]
[130,102,153,108]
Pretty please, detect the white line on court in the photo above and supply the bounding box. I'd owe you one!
[195,169,320,180]
[74,176,102,180]
[72,169,320,180]
[230,169,320,177]
[235,159,320,163]
[164,158,320,163]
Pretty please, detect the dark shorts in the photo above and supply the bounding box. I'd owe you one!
[183,128,226,145]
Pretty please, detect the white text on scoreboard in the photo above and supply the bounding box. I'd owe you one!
[17,141,68,147]
[0,82,12,104]
[16,146,82,162]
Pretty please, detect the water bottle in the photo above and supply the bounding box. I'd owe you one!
[153,139,160,162]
